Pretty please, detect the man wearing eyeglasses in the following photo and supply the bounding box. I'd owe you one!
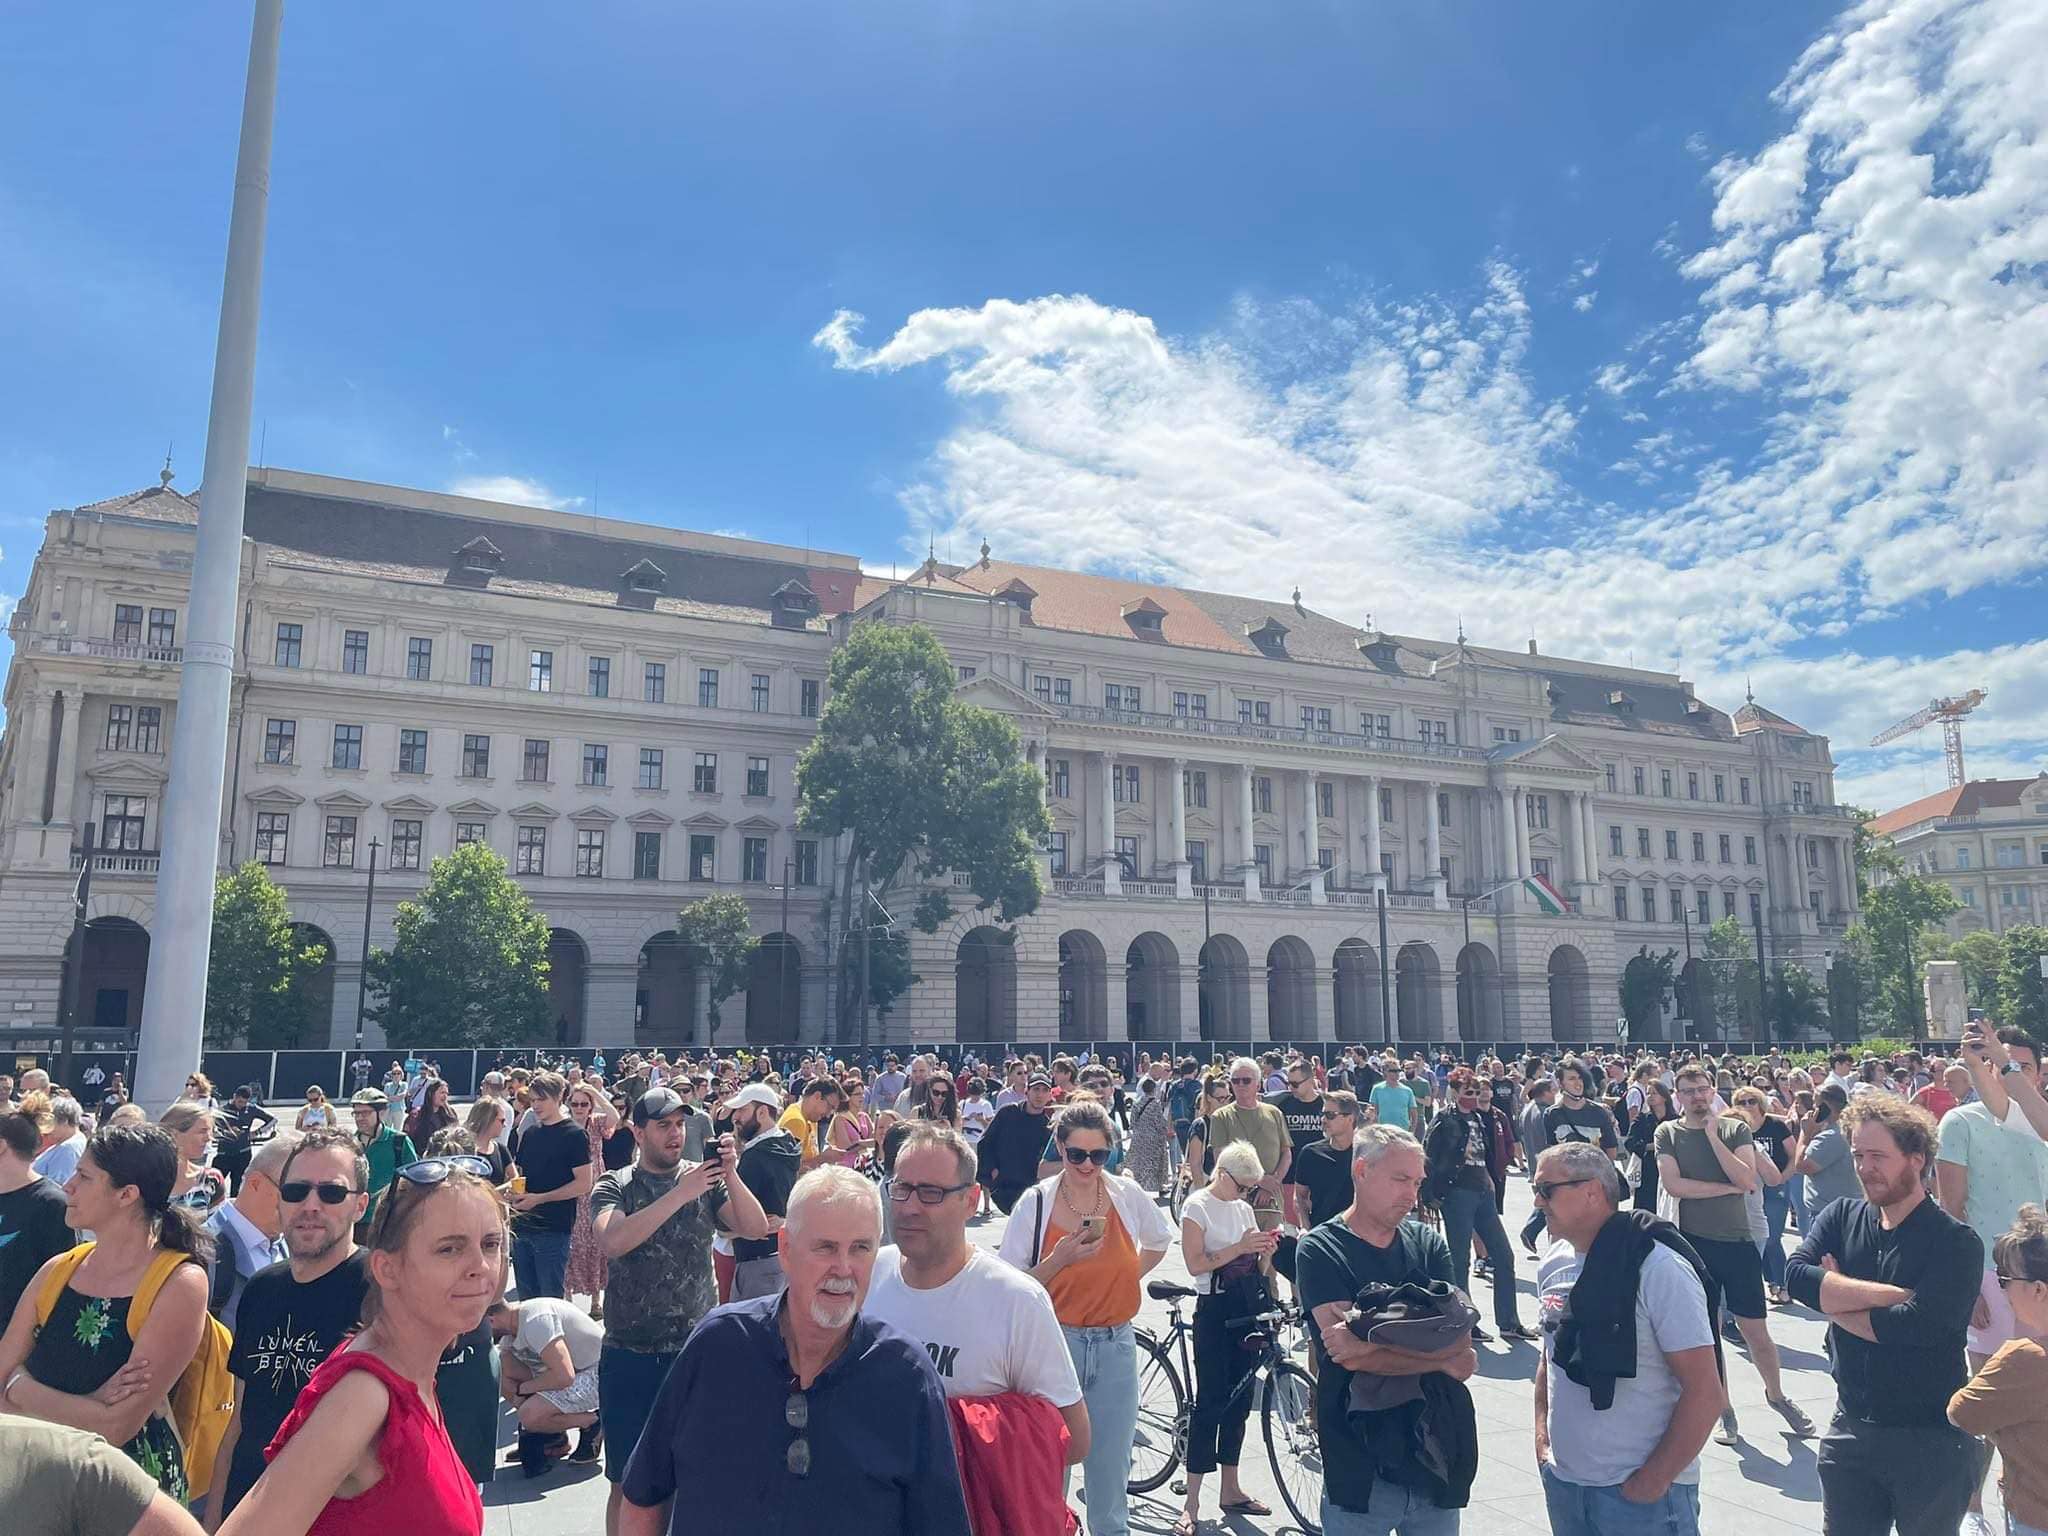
[1204,1058,1290,1234]
[203,1128,370,1529]
[1287,1090,1361,1234]
[202,1129,299,1330]
[865,1125,1089,1467]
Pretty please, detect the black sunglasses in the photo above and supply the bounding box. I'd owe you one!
[786,1383,811,1476]
[1531,1177,1593,1201]
[1062,1146,1112,1167]
[372,1155,497,1241]
[279,1179,361,1206]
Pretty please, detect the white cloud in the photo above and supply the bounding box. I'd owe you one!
[1573,292,1597,313]
[448,474,586,510]
[819,0,2048,812]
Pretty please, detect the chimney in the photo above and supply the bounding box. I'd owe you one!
[1527,639,1538,655]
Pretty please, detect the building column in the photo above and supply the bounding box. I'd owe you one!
[1301,770,1325,903]
[1516,786,1536,881]
[693,970,714,1048]
[1097,750,1120,895]
[1424,781,1446,908]
[1239,765,1260,901]
[1565,790,1587,890]
[13,688,53,828]
[1245,962,1271,1042]
[1496,785,1518,885]
[1364,774,1385,893]
[1312,966,1336,1041]
[586,961,640,1041]
[1582,798,1601,888]
[1169,757,1191,899]
[1175,961,1201,1047]
[50,690,84,828]
[1105,964,1130,1043]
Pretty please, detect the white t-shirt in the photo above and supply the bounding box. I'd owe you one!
[511,1297,605,1376]
[864,1246,1082,1405]
[1180,1187,1258,1295]
[959,1099,994,1144]
[1537,1239,1714,1488]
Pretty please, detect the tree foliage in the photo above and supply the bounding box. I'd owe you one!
[365,842,553,1048]
[1939,930,2007,1012]
[1618,946,1678,1037]
[796,621,1050,1031]
[1702,917,1761,1038]
[1992,924,2048,1036]
[204,863,329,1049]
[1853,870,1960,1037]
[675,892,759,1045]
[1769,961,1831,1036]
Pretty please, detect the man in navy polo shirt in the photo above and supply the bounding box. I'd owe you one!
[620,1164,969,1536]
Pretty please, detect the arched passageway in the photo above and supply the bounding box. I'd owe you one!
[1126,932,1181,1040]
[746,933,803,1044]
[956,927,1018,1042]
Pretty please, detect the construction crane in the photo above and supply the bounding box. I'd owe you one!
[1870,689,1988,788]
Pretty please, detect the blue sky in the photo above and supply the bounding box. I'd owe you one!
[3,0,2044,810]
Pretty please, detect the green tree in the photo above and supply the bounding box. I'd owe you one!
[1618,946,1678,1037]
[1946,930,2006,1012]
[1826,927,1871,1040]
[1994,924,2048,1034]
[1856,871,1960,1036]
[365,842,553,1048]
[675,892,759,1046]
[1703,917,1761,1038]
[796,621,1050,1032]
[1769,962,1830,1036]
[1847,804,1903,899]
[203,863,329,1049]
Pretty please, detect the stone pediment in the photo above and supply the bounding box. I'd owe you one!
[569,805,618,824]
[954,672,1056,718]
[627,809,675,828]
[734,814,780,832]
[247,785,305,807]
[1489,734,1600,777]
[446,797,501,818]
[684,811,730,830]
[90,756,171,787]
[380,794,437,814]
[313,789,371,811]
[508,801,559,821]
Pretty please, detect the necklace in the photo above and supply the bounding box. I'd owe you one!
[1058,1174,1106,1222]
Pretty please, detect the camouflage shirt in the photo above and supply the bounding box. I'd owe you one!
[589,1163,721,1353]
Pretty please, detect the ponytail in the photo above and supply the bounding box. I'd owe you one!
[85,1123,217,1269]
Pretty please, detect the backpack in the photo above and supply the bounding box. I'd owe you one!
[37,1242,237,1497]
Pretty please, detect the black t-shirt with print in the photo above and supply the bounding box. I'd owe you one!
[1543,1099,1619,1152]
[223,1251,370,1512]
[515,1117,591,1235]
[1266,1092,1327,1161]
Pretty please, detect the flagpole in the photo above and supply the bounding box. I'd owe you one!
[136,0,284,1112]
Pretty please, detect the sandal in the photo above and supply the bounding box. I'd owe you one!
[1173,1513,1201,1536]
[1220,1497,1272,1516]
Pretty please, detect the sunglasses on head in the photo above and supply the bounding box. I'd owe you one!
[280,1178,361,1206]
[1062,1146,1112,1166]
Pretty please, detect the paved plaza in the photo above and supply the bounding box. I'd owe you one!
[478,1171,2017,1536]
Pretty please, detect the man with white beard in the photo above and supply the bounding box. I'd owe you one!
[620,1165,971,1536]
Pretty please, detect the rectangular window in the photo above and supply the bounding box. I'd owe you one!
[1691,831,1706,861]
[1609,825,1624,857]
[1643,886,1658,920]
[113,604,143,644]
[523,738,551,782]
[342,629,369,674]
[751,673,771,712]
[1187,840,1208,882]
[1380,786,1394,823]
[1254,844,1273,884]
[323,815,357,869]
[1533,857,1552,882]
[1047,831,1069,876]
[1491,725,1522,743]
[331,724,363,770]
[1808,839,1822,869]
[1665,830,1679,860]
[134,707,160,755]
[1316,708,1333,732]
[1744,836,1758,865]
[263,718,296,764]
[1051,759,1070,798]
[398,729,429,775]
[1632,766,1646,795]
[1054,678,1072,705]
[957,666,976,681]
[1739,776,1751,805]
[1713,774,1725,802]
[742,836,769,882]
[148,608,176,650]
[1719,833,1732,863]
[1527,794,1550,830]
[1114,834,1141,875]
[455,821,488,848]
[1696,890,1711,923]
[101,794,146,851]
[529,650,553,692]
[1184,770,1208,809]
[1324,849,1338,873]
[634,831,662,880]
[639,748,664,789]
[689,834,716,881]
[1253,776,1273,814]
[255,811,288,866]
[1613,885,1628,919]
[1660,769,1673,797]
[576,828,605,878]
[274,622,302,667]
[800,678,821,717]
[583,743,609,786]
[406,637,433,680]
[747,756,770,797]
[1113,764,1142,803]
[1669,889,1685,923]
[795,839,819,885]
[1636,827,1651,858]
[390,818,423,871]
[694,752,718,793]
[1361,712,1391,738]
[1956,846,1973,870]
[698,668,719,708]
[1105,683,1136,714]
[1321,782,1338,819]
[1749,893,1763,925]
[462,734,491,778]
[1174,691,1190,717]
[515,825,546,875]
[588,656,611,698]
[469,643,494,687]
[1687,772,1699,800]
[644,662,667,703]
[1723,891,1737,919]
[104,704,132,752]
[1034,675,1052,701]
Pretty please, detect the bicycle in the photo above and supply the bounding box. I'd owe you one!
[1128,1279,1323,1534]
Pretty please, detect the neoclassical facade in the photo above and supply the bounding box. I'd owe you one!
[0,468,1859,1050]
[1872,776,2048,937]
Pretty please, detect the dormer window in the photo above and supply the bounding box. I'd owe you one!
[1355,628,1398,668]
[770,578,820,630]
[1121,596,1167,640]
[1608,689,1636,713]
[621,558,667,593]
[994,578,1037,623]
[1245,616,1289,657]
[448,535,505,588]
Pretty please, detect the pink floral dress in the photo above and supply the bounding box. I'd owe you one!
[564,1117,609,1301]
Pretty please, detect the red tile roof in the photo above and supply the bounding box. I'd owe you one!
[1870,777,2038,837]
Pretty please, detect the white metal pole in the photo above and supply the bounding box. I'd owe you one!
[136,0,284,1112]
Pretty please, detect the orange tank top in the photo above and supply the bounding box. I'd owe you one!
[1044,1203,1141,1328]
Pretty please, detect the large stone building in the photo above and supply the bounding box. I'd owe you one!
[0,468,1860,1051]
[1871,777,2048,937]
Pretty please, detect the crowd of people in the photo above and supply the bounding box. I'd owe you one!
[0,1025,2041,1536]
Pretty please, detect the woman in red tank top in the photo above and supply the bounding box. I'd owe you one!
[220,1156,506,1536]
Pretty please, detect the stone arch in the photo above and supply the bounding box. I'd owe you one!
[1678,956,1714,1039]
[1058,929,1109,1042]
[1394,941,1441,1041]
[1265,935,1317,1042]
[1198,933,1250,1042]
[1455,942,1502,1042]
[1125,931,1181,1041]
[59,915,150,1036]
[1333,938,1384,1042]
[287,924,339,1049]
[745,933,803,1044]
[1548,943,1591,1040]
[547,929,590,1046]
[636,931,699,1046]
[956,926,1018,1043]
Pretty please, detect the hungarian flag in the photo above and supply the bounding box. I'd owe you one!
[1523,874,1568,915]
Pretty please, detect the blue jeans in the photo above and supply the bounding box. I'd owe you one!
[1759,1184,1792,1289]
[598,1344,679,1482]
[1062,1323,1138,1536]
[1541,1463,1699,1535]
[1320,1480,1460,1535]
[1439,1185,1522,1330]
[512,1229,571,1300]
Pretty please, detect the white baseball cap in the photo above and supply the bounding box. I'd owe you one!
[721,1083,783,1113]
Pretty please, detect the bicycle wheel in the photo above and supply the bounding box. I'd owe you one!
[1127,1328,1187,1494]
[1262,1359,1322,1534]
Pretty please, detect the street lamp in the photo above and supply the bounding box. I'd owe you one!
[353,838,380,1052]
